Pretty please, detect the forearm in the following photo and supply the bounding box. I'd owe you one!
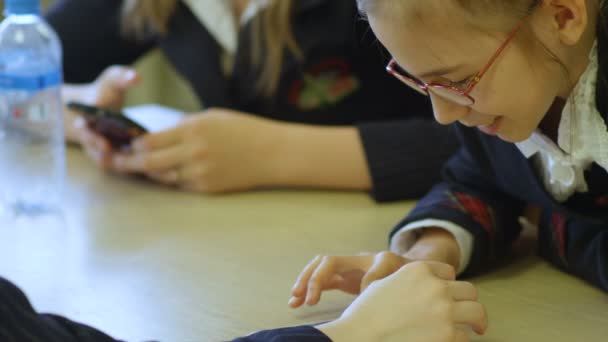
[269,123,372,190]
[402,228,462,271]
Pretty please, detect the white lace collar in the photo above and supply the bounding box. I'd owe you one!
[516,41,606,202]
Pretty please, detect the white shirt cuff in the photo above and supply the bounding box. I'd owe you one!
[389,219,474,275]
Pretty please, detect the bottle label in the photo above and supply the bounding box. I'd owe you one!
[0,69,62,91]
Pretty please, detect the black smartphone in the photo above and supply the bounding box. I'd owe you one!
[67,102,147,150]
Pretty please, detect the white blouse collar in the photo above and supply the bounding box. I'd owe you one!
[182,0,270,55]
[515,40,603,202]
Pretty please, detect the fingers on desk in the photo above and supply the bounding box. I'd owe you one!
[289,255,373,308]
[448,281,478,301]
[453,301,488,335]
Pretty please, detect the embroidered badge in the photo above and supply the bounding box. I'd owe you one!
[288,57,361,111]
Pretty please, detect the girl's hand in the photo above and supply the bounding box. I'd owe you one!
[318,261,487,342]
[288,251,409,308]
[64,65,140,140]
[112,108,284,192]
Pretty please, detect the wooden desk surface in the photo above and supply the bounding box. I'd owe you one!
[0,148,605,342]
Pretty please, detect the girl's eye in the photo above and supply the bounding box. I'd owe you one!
[449,76,474,89]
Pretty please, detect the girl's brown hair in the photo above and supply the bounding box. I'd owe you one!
[121,0,179,37]
[596,0,608,115]
[121,0,302,96]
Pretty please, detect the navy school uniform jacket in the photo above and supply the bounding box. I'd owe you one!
[392,36,608,291]
[0,277,330,341]
[45,0,458,202]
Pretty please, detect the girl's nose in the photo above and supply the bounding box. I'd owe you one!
[430,94,470,125]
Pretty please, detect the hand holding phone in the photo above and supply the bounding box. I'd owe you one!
[67,101,147,150]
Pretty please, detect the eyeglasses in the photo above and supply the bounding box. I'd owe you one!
[386,21,524,106]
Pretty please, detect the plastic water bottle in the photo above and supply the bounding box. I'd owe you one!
[0,0,65,217]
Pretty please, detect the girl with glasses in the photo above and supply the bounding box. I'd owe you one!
[290,0,608,339]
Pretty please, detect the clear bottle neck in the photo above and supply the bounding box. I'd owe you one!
[5,14,41,24]
[0,12,44,32]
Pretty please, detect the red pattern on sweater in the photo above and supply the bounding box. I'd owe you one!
[551,212,568,266]
[445,192,496,240]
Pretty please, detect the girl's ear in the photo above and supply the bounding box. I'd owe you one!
[542,0,589,45]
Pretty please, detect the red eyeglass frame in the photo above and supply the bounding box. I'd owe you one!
[386,21,525,106]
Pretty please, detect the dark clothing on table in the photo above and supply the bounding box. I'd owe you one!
[0,277,330,342]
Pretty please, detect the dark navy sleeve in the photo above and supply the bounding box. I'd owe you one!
[0,276,331,342]
[45,0,157,83]
[537,209,608,292]
[358,119,458,202]
[0,278,126,342]
[233,326,332,342]
[390,125,526,276]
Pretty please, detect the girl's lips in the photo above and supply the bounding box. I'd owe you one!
[478,117,503,136]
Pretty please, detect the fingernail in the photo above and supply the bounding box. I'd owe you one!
[288,297,297,307]
[125,70,137,81]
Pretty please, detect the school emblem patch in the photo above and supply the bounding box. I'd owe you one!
[288,57,361,111]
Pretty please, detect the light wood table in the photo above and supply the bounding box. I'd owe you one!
[0,148,605,342]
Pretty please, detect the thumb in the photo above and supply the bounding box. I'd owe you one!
[112,69,140,90]
[94,66,140,109]
[99,66,140,90]
[360,258,396,292]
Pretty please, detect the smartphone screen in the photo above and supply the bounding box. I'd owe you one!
[67,102,148,150]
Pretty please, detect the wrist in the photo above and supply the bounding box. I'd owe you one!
[402,228,461,270]
[316,318,380,342]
